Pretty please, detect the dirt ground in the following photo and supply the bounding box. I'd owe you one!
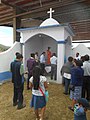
[0,80,90,120]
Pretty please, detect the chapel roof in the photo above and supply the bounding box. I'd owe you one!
[40,18,59,27]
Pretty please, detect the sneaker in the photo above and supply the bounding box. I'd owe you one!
[68,106,74,111]
[17,104,26,110]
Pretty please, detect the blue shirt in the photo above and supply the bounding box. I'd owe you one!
[71,67,84,86]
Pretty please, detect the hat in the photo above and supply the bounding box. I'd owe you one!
[78,98,90,110]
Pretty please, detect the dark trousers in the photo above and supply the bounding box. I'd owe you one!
[13,84,24,107]
[64,78,70,94]
[40,63,45,75]
[82,76,90,100]
[27,74,32,89]
[51,64,57,80]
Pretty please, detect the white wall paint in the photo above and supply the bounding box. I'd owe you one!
[18,25,73,84]
[72,44,90,58]
[0,42,21,72]
[19,26,65,43]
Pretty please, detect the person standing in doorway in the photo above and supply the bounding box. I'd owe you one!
[50,53,57,80]
[46,47,51,65]
[27,53,36,90]
[10,53,26,109]
[40,52,46,75]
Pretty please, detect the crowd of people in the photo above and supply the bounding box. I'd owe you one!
[60,53,90,120]
[10,47,57,120]
[10,50,90,120]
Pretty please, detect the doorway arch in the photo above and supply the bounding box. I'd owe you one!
[23,33,57,70]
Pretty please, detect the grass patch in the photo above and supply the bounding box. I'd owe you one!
[0,81,90,120]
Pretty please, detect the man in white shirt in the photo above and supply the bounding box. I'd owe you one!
[40,52,46,75]
[82,54,90,101]
[50,53,57,80]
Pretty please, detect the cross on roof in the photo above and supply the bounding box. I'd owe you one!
[47,8,54,18]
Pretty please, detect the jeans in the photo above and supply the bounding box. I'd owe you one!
[51,64,57,80]
[64,78,70,94]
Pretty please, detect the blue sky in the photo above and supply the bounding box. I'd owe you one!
[0,26,13,46]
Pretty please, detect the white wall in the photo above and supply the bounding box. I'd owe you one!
[0,42,21,72]
[19,25,73,84]
[23,34,57,70]
[65,36,72,61]
[72,44,90,58]
[19,26,64,43]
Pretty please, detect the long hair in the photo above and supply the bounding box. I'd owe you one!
[32,66,41,90]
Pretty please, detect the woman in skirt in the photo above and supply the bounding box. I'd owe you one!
[29,66,48,120]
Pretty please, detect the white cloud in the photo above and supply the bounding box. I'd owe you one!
[0,26,13,46]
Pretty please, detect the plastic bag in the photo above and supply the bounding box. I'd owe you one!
[45,90,49,102]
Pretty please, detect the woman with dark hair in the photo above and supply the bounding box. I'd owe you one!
[29,66,48,120]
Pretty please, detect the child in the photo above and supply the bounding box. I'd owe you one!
[29,66,48,120]
[74,98,90,120]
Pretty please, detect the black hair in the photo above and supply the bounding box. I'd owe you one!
[84,54,89,61]
[42,52,45,54]
[32,66,41,90]
[68,56,73,62]
[75,60,83,67]
[52,53,56,56]
[15,52,20,56]
[48,47,51,49]
[80,56,85,62]
[16,54,23,59]
[30,53,35,58]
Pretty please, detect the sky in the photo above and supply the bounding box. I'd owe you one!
[0,26,13,46]
[0,26,90,48]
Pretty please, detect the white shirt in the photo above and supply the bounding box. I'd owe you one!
[75,56,81,60]
[40,54,45,63]
[82,61,90,76]
[50,56,57,65]
[30,75,47,96]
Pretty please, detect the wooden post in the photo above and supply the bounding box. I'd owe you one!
[13,9,21,43]
[13,16,16,43]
